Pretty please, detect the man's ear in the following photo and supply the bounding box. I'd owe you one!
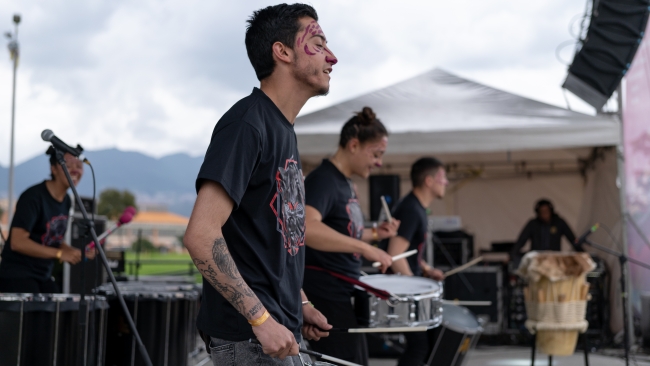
[271,41,293,65]
[424,174,435,188]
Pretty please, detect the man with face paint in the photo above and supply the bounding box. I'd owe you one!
[0,147,92,293]
[303,107,400,365]
[386,157,448,366]
[184,4,337,364]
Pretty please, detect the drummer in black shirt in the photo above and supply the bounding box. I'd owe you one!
[184,4,335,363]
[510,199,582,263]
[387,157,447,366]
[0,148,90,293]
[303,107,399,365]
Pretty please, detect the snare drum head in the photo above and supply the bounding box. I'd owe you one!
[442,304,481,334]
[359,274,441,295]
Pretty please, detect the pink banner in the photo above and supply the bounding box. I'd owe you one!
[623,20,650,310]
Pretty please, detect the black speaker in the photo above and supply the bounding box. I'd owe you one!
[369,175,400,221]
[563,0,650,110]
[69,215,107,294]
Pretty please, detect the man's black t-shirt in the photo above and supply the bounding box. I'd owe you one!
[303,159,365,301]
[390,192,428,277]
[0,181,71,281]
[195,88,306,343]
[511,216,581,260]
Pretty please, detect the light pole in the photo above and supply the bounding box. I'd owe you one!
[5,14,20,225]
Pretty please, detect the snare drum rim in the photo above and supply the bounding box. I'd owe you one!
[359,274,443,298]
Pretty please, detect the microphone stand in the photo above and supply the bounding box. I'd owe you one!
[54,149,153,366]
[583,238,650,366]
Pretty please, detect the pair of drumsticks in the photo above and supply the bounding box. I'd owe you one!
[373,196,483,276]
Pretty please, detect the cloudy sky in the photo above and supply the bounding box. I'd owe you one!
[0,0,597,166]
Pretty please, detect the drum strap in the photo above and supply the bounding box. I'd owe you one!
[305,265,391,300]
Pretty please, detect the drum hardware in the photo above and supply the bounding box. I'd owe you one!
[426,304,483,366]
[372,249,417,268]
[249,339,361,366]
[358,275,443,328]
[96,281,200,366]
[0,293,108,366]
[442,300,492,306]
[45,144,153,366]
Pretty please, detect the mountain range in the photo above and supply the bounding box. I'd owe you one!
[0,149,204,216]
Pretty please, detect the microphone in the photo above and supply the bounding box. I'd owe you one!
[87,206,137,249]
[575,223,600,247]
[41,129,85,161]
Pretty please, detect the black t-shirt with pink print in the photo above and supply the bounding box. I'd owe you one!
[303,159,366,301]
[0,181,71,281]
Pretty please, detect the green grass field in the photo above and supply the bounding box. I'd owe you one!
[124,251,202,283]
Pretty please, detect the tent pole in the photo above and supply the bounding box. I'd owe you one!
[616,82,635,348]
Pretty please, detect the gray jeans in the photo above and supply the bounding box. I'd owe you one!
[210,337,311,366]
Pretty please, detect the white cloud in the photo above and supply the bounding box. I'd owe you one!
[0,0,595,166]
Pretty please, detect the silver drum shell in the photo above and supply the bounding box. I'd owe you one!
[360,275,443,328]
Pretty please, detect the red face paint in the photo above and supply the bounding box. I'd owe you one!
[304,44,317,55]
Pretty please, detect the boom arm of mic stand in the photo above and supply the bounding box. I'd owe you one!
[431,236,474,293]
[55,150,153,366]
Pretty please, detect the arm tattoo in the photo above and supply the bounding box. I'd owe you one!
[192,238,263,320]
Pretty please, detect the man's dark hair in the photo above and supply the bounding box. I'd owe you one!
[534,199,555,216]
[245,4,318,81]
[46,146,58,180]
[338,107,388,148]
[411,157,444,188]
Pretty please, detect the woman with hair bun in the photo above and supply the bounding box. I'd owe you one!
[302,107,400,365]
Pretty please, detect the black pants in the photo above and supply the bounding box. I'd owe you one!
[0,277,59,293]
[400,331,431,366]
[305,292,369,366]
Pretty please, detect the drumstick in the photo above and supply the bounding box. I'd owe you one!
[372,249,418,268]
[329,326,430,333]
[249,339,361,366]
[380,195,393,223]
[443,256,483,277]
[442,300,492,306]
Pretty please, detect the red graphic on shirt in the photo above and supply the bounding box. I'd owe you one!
[270,158,306,256]
[41,215,68,247]
[346,199,364,260]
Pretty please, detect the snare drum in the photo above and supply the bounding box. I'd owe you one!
[0,293,108,366]
[97,281,200,366]
[358,275,443,328]
[427,304,482,366]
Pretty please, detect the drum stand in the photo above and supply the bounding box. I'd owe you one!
[582,238,650,366]
[54,149,153,366]
[530,330,590,366]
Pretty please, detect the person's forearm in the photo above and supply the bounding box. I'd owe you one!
[305,220,369,254]
[189,235,265,321]
[391,258,413,276]
[12,237,60,259]
[360,228,375,243]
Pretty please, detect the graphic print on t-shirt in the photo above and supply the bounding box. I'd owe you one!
[271,157,306,256]
[41,214,68,247]
[346,199,364,240]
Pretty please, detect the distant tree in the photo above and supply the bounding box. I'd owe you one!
[98,189,137,220]
[132,238,156,253]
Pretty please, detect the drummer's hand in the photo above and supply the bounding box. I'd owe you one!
[302,304,331,341]
[425,268,445,281]
[252,315,299,359]
[61,246,82,265]
[85,244,97,260]
[377,219,401,240]
[363,246,392,273]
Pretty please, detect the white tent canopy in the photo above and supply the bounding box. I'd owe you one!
[295,68,620,155]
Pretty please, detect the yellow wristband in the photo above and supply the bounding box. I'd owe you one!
[372,227,379,241]
[56,250,63,262]
[248,310,270,327]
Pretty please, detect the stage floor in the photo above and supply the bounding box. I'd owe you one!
[368,346,650,366]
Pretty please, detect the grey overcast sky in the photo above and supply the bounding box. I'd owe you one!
[0,0,596,166]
